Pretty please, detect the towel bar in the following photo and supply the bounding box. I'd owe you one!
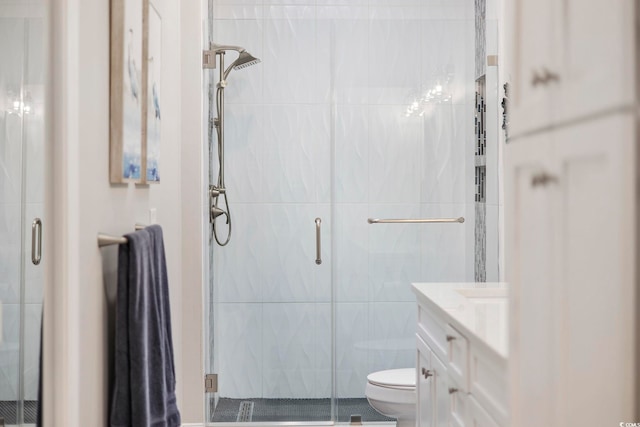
[97,224,148,247]
[367,217,465,224]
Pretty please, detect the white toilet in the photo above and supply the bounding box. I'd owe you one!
[365,368,416,427]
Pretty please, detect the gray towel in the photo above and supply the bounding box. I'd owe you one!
[111,225,181,427]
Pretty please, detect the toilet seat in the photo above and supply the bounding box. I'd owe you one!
[367,368,415,389]
[365,368,416,427]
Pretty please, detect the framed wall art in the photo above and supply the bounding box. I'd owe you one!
[110,0,144,183]
[142,1,161,183]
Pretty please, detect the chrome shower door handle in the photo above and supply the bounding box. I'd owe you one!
[31,218,42,265]
[315,218,322,265]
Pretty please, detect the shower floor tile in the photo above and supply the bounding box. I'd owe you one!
[211,397,394,423]
[0,400,38,425]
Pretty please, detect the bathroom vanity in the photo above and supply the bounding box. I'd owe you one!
[412,283,508,427]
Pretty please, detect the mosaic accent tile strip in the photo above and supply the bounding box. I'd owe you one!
[475,0,486,79]
[474,77,487,282]
[475,202,487,282]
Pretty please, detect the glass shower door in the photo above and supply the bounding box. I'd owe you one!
[0,6,46,426]
[204,1,334,423]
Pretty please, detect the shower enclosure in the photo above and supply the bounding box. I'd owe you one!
[203,0,501,424]
[0,3,47,426]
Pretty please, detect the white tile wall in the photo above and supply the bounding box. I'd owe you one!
[335,303,369,397]
[0,204,21,305]
[0,303,20,400]
[368,302,416,374]
[334,204,369,302]
[422,104,469,204]
[23,303,41,400]
[212,0,478,400]
[262,105,330,203]
[216,303,263,398]
[368,204,422,303]
[334,106,369,203]
[369,107,423,203]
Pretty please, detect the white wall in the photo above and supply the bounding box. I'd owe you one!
[47,0,191,424]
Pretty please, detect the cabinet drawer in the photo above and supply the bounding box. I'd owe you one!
[449,375,467,427]
[445,324,469,392]
[417,304,448,363]
[469,345,507,425]
[468,394,501,427]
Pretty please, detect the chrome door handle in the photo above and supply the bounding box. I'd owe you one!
[315,218,322,265]
[31,218,42,265]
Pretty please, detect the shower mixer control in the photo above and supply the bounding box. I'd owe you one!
[210,185,226,197]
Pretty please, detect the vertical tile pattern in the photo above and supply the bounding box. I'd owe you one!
[211,0,478,400]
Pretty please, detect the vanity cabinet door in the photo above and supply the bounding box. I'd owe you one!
[509,0,561,137]
[552,113,635,427]
[507,113,637,426]
[505,134,558,427]
[417,336,434,427]
[558,0,635,125]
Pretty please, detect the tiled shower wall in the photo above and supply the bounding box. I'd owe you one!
[0,17,45,402]
[212,0,476,399]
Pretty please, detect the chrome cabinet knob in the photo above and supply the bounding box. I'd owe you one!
[532,68,560,87]
[446,335,456,342]
[449,387,458,394]
[531,172,558,187]
[421,368,432,379]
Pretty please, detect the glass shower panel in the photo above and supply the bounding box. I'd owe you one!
[0,16,26,427]
[331,0,477,422]
[21,15,46,427]
[0,8,46,426]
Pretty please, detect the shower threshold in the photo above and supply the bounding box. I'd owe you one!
[211,398,394,423]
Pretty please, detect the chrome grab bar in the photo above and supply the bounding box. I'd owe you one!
[315,218,322,265]
[367,217,465,224]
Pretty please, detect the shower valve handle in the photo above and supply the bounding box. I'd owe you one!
[210,186,226,197]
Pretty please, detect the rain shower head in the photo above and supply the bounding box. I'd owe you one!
[233,51,261,70]
[223,50,261,79]
[208,43,261,79]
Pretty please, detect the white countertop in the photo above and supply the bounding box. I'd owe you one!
[412,282,509,360]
